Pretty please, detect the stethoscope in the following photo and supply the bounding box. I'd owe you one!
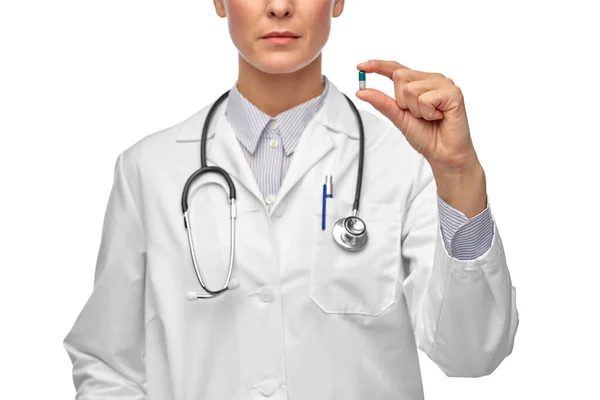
[182,89,367,300]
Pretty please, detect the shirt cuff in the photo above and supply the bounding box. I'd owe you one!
[437,191,495,260]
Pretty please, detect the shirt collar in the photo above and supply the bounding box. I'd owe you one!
[225,75,330,156]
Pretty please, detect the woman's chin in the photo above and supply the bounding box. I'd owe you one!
[253,54,315,75]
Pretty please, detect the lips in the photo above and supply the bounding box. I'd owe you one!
[262,31,301,39]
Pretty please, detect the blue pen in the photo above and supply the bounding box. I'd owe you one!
[322,175,333,230]
[322,183,327,230]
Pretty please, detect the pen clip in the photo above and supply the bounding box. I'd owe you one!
[326,175,333,198]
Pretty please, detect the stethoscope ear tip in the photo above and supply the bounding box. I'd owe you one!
[186,279,240,300]
[186,291,199,301]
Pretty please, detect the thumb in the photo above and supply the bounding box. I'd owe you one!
[356,88,405,127]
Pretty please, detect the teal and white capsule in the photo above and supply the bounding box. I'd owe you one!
[358,70,366,90]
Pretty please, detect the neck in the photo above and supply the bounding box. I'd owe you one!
[236,54,324,117]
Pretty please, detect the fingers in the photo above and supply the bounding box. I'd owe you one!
[356,60,454,123]
[358,74,450,121]
[419,85,463,118]
[398,79,445,120]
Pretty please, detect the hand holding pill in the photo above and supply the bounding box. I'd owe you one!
[354,59,478,175]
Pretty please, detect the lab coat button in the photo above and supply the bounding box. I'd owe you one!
[257,379,278,396]
[265,195,276,205]
[269,137,279,148]
[259,287,275,303]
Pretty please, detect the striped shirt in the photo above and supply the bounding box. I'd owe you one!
[225,75,494,261]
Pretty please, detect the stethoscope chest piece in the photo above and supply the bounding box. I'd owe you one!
[332,216,368,251]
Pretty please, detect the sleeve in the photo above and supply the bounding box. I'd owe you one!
[63,151,147,399]
[436,192,495,261]
[400,157,519,377]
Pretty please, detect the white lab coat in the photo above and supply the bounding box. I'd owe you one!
[63,81,519,400]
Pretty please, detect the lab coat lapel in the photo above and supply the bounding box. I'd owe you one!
[273,82,358,211]
[274,120,335,209]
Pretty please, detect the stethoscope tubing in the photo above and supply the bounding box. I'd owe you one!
[181,89,365,299]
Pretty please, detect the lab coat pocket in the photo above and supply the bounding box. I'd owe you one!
[309,197,402,316]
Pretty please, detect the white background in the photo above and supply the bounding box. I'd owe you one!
[1,0,599,398]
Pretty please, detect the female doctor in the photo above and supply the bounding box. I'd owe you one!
[63,1,519,399]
